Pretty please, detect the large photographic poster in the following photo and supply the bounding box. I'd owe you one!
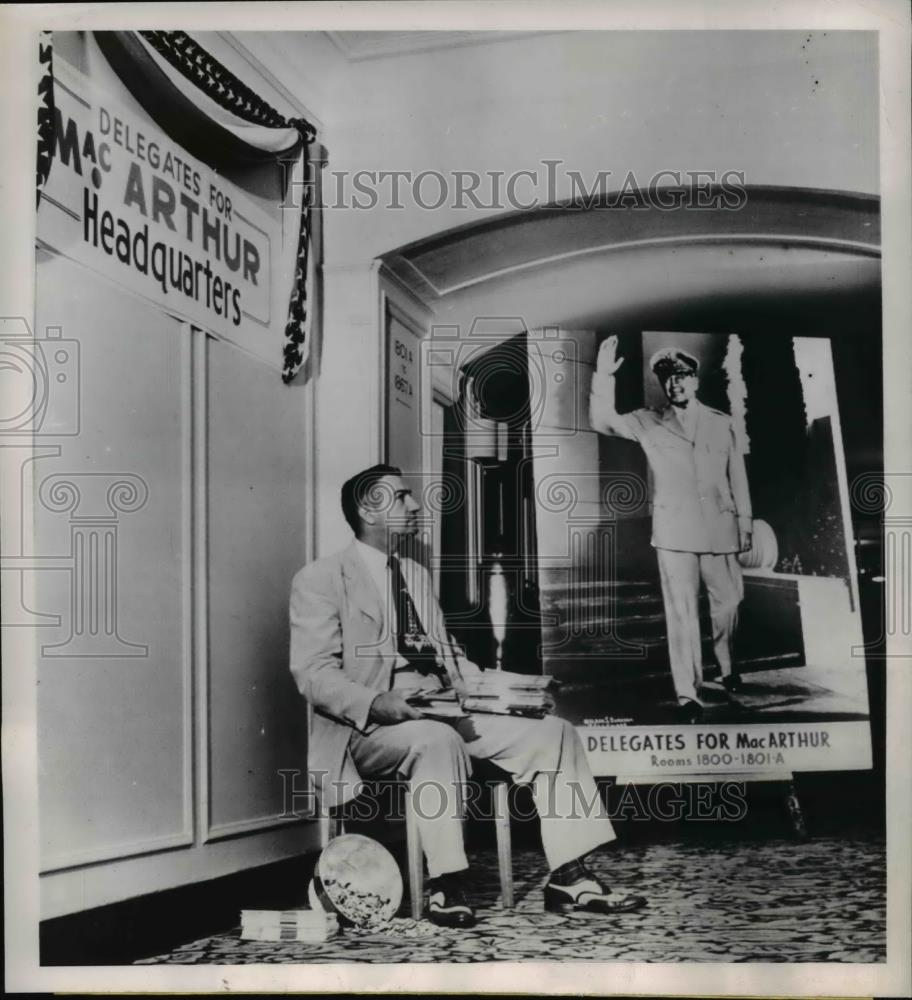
[540,329,873,778]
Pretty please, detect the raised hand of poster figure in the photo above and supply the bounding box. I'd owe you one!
[596,334,625,376]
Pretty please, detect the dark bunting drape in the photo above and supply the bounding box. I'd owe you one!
[44,30,319,383]
[36,31,55,209]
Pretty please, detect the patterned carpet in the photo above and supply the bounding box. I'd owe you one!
[137,834,885,964]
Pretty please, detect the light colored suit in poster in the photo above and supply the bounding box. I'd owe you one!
[625,400,752,553]
[590,392,752,702]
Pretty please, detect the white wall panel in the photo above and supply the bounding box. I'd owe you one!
[206,337,310,837]
[34,257,192,870]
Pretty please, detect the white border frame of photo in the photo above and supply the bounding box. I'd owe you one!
[2,2,909,996]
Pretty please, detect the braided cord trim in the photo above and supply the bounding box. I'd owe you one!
[139,30,317,382]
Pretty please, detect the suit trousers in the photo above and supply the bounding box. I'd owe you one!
[656,548,744,703]
[349,713,616,878]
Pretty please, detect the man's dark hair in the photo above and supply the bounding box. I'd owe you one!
[340,464,402,537]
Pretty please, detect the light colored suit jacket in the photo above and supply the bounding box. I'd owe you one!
[592,397,752,553]
[289,542,467,810]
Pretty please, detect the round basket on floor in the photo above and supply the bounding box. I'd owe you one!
[309,833,402,929]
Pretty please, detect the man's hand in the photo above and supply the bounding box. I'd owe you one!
[596,335,624,377]
[368,690,425,725]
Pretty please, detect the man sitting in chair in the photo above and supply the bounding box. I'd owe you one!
[289,463,646,928]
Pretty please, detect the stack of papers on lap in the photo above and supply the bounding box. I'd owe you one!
[240,908,339,942]
[405,688,468,719]
[460,670,557,718]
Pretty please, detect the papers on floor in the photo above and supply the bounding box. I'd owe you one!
[240,908,339,942]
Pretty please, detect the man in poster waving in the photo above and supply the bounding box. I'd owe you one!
[589,335,754,722]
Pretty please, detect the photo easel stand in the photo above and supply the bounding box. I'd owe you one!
[613,771,808,838]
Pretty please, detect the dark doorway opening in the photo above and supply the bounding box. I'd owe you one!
[439,333,543,674]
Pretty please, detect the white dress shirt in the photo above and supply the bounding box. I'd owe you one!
[353,539,443,691]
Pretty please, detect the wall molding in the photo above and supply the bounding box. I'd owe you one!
[180,326,197,854]
[40,830,195,876]
[380,186,881,303]
[205,812,311,843]
[432,234,882,298]
[192,329,211,845]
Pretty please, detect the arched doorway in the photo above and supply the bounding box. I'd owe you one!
[379,186,880,723]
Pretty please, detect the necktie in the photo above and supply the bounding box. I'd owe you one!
[388,555,449,685]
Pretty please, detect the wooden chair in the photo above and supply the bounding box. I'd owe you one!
[306,702,515,917]
[327,777,514,917]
